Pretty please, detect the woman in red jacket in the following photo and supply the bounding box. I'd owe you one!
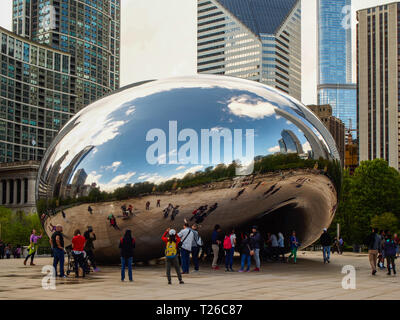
[162,228,184,285]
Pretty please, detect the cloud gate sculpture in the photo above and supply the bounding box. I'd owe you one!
[36,75,340,263]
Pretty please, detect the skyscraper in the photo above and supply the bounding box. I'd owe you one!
[357,3,399,170]
[197,0,302,101]
[317,0,357,135]
[12,0,121,111]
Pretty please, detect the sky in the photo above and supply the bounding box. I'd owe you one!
[0,0,396,105]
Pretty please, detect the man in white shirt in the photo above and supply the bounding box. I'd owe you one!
[178,223,194,274]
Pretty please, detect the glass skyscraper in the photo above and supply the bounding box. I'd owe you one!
[317,0,357,137]
[197,0,302,101]
[12,0,120,112]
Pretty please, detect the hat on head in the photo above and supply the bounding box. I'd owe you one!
[169,229,176,236]
[323,228,327,232]
[252,226,258,230]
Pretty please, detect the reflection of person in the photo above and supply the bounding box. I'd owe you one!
[157,200,161,207]
[24,229,42,266]
[88,206,93,214]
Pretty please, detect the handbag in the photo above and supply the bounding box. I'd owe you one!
[178,229,192,249]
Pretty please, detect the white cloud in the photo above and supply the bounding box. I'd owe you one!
[268,145,280,153]
[176,166,186,171]
[125,107,136,116]
[227,95,276,120]
[302,141,312,153]
[103,161,122,172]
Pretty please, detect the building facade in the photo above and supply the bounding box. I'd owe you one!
[197,0,302,101]
[0,161,39,213]
[357,3,400,170]
[317,0,357,135]
[12,0,121,112]
[307,104,345,165]
[0,27,75,163]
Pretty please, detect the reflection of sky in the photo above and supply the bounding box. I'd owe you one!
[45,75,335,192]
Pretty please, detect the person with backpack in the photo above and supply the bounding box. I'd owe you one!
[162,228,184,285]
[320,228,332,264]
[367,228,381,275]
[383,234,397,276]
[178,223,194,274]
[119,229,136,282]
[250,226,261,271]
[288,231,300,264]
[224,228,236,272]
[191,224,203,273]
[238,233,254,272]
[84,226,99,272]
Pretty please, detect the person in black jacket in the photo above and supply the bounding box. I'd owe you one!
[238,233,254,272]
[320,228,332,264]
[119,230,136,282]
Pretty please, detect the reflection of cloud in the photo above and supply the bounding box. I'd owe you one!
[86,171,137,192]
[103,161,122,172]
[138,165,204,185]
[176,166,186,171]
[268,145,280,153]
[86,171,102,185]
[227,95,276,119]
[110,172,136,184]
[302,142,312,152]
[126,106,136,116]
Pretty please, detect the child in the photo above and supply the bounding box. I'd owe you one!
[162,228,184,285]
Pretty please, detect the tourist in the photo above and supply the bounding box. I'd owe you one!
[178,223,194,274]
[171,205,180,221]
[128,204,133,215]
[72,229,87,278]
[223,228,236,272]
[277,232,285,262]
[0,240,4,259]
[119,229,136,282]
[378,230,386,270]
[270,233,279,261]
[238,233,254,272]
[162,228,184,285]
[211,224,222,270]
[367,228,381,275]
[339,237,344,254]
[14,245,22,259]
[394,233,399,257]
[5,244,11,259]
[50,224,66,278]
[320,228,332,264]
[108,214,120,230]
[191,224,203,272]
[88,206,93,215]
[84,226,99,272]
[250,226,261,271]
[24,229,43,266]
[62,211,66,219]
[288,231,300,264]
[383,234,397,276]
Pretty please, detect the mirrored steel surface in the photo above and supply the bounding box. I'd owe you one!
[36,75,340,262]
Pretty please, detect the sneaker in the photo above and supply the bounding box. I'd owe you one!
[30,263,36,266]
[372,270,377,276]
[327,260,330,264]
[225,268,229,272]
[387,272,391,276]
[246,269,251,272]
[238,270,244,273]
[179,280,184,284]
[215,266,220,270]
[93,268,100,272]
[230,269,235,272]
[23,260,27,266]
[252,268,260,272]
[168,280,172,285]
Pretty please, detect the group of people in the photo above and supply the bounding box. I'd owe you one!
[367,228,399,276]
[162,203,180,221]
[0,240,22,259]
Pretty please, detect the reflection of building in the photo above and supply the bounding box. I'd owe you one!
[280,130,304,154]
[317,0,357,136]
[307,104,345,165]
[197,0,302,100]
[345,132,358,174]
[357,3,399,170]
[72,169,87,188]
[0,161,39,213]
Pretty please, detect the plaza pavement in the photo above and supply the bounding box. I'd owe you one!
[0,251,398,300]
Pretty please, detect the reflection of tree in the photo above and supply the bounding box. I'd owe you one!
[37,154,341,214]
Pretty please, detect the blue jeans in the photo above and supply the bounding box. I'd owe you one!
[191,247,200,271]
[181,248,191,273]
[121,257,133,281]
[253,248,260,268]
[241,254,251,271]
[53,248,65,277]
[323,246,331,262]
[225,248,234,269]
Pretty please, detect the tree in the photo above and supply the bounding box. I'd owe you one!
[371,212,399,233]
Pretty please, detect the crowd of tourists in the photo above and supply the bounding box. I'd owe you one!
[0,240,22,259]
